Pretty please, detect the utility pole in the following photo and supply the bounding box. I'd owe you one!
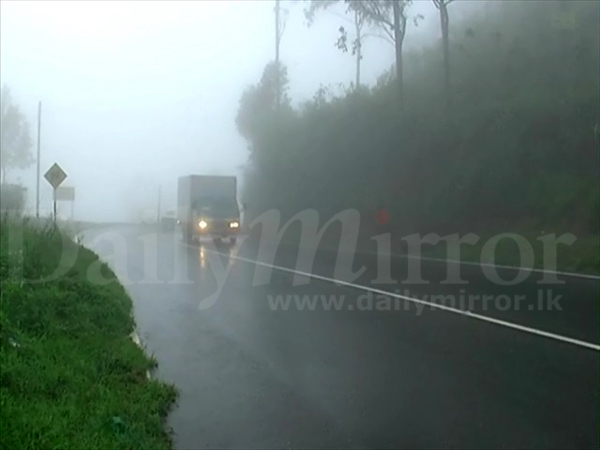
[36,101,41,218]
[157,185,162,223]
[275,0,281,111]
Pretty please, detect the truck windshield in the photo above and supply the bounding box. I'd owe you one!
[194,198,239,219]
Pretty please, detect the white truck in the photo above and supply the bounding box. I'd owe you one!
[177,175,241,244]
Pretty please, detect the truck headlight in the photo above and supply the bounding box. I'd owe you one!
[198,220,208,229]
[229,221,239,228]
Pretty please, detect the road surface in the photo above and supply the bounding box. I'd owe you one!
[82,225,599,449]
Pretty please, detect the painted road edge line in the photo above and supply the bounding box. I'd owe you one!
[405,254,600,281]
[260,237,600,280]
[203,247,600,353]
[331,247,600,281]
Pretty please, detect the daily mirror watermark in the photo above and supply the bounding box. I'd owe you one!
[265,289,564,315]
[1,209,593,313]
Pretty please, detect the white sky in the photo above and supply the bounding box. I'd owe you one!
[1,0,474,222]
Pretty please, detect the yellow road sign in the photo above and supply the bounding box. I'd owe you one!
[44,163,67,189]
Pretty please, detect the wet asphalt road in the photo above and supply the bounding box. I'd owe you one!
[83,225,599,449]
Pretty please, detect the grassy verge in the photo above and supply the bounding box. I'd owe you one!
[419,232,600,275]
[0,217,177,449]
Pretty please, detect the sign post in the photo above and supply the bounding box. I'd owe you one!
[55,186,76,222]
[36,101,42,218]
[44,163,67,223]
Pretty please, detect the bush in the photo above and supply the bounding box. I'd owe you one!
[0,183,26,214]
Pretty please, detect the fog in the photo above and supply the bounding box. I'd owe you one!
[0,0,484,223]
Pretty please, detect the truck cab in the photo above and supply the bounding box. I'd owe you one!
[178,175,241,245]
[191,197,240,243]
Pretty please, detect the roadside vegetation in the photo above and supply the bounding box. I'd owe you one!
[237,0,599,274]
[0,216,177,449]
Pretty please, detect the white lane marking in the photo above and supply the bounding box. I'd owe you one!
[402,254,600,281]
[193,244,600,352]
[255,236,600,280]
[329,248,600,281]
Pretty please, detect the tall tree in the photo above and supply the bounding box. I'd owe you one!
[353,0,413,102]
[274,0,289,111]
[236,62,290,147]
[432,0,455,108]
[306,1,367,88]
[0,86,34,184]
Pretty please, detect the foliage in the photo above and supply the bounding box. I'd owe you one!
[306,0,421,95]
[0,183,27,214]
[0,86,34,184]
[238,0,599,251]
[236,61,292,142]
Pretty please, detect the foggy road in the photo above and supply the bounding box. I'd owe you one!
[3,1,599,448]
[83,225,599,449]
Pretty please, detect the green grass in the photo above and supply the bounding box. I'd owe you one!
[0,217,177,450]
[420,232,600,275]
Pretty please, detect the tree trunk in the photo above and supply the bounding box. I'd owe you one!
[354,9,361,89]
[392,0,406,103]
[440,2,451,107]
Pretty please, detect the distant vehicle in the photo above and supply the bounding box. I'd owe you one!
[177,175,241,244]
[160,209,177,231]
